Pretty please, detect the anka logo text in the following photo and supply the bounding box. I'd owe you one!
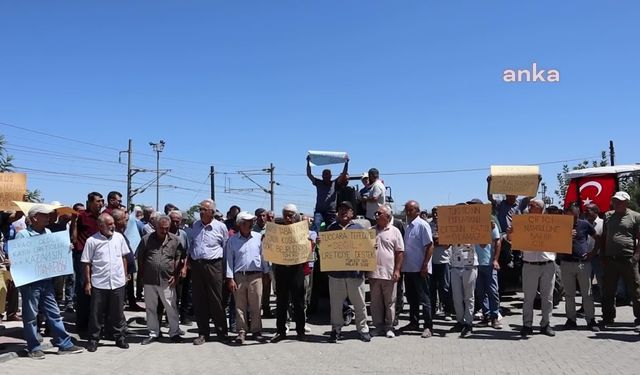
[503,63,560,83]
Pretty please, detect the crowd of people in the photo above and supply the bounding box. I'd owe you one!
[1,157,640,360]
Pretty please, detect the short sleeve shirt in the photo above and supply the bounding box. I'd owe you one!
[313,179,338,214]
[562,219,596,261]
[603,209,640,257]
[81,231,130,290]
[370,224,404,280]
[451,244,478,268]
[365,180,386,220]
[475,225,501,266]
[494,198,529,233]
[402,217,433,273]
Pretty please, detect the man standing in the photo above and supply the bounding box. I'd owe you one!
[182,199,229,345]
[400,200,434,338]
[585,204,604,299]
[325,201,372,343]
[559,205,599,331]
[449,243,478,338]
[370,205,404,338]
[169,210,192,326]
[225,212,269,344]
[103,191,123,214]
[270,204,309,343]
[111,209,143,312]
[428,207,454,322]
[512,199,556,337]
[82,213,130,352]
[600,191,640,330]
[306,154,349,232]
[138,215,183,345]
[71,192,103,335]
[254,208,274,318]
[15,205,84,359]
[473,212,503,329]
[363,168,386,226]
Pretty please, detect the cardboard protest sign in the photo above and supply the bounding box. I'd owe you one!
[511,214,573,254]
[489,165,540,197]
[308,150,348,166]
[8,230,73,287]
[263,221,311,265]
[436,204,492,244]
[0,173,27,211]
[318,229,376,272]
[12,201,75,217]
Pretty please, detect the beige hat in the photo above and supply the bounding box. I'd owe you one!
[612,191,631,201]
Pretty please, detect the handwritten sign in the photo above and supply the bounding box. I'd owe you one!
[436,204,492,244]
[318,229,376,272]
[489,165,540,197]
[0,173,27,211]
[511,214,573,253]
[263,221,311,265]
[7,230,73,287]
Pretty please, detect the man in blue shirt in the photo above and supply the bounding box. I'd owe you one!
[14,205,84,359]
[400,200,434,338]
[306,154,349,232]
[225,211,269,344]
[560,204,599,331]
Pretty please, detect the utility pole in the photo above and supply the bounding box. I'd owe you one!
[210,165,215,201]
[609,140,615,166]
[149,140,166,211]
[268,163,275,211]
[119,139,133,212]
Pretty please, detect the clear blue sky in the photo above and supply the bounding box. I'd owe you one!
[1,1,639,216]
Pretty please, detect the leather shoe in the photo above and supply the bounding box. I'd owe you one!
[141,337,157,345]
[270,333,286,343]
[170,335,183,343]
[86,340,98,352]
[115,339,129,349]
[193,335,207,345]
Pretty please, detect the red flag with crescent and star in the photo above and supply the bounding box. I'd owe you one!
[564,175,617,212]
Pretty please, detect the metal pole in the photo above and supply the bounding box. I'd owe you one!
[210,165,215,201]
[269,163,275,211]
[609,140,615,166]
[156,148,160,211]
[127,139,132,212]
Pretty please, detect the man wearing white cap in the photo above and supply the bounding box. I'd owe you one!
[15,205,84,359]
[224,212,269,344]
[509,199,556,337]
[600,191,640,331]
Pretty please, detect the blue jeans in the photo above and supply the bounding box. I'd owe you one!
[312,212,336,233]
[19,279,73,352]
[476,265,500,319]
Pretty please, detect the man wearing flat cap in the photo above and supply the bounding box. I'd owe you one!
[325,201,372,343]
[225,212,269,344]
[14,205,84,359]
[600,191,640,331]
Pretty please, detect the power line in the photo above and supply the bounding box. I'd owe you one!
[1,121,120,151]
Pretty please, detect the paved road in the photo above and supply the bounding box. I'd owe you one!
[2,293,639,374]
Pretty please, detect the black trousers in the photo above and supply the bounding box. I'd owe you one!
[125,275,136,307]
[602,256,640,322]
[430,263,454,316]
[178,270,193,320]
[404,272,433,329]
[88,286,126,342]
[274,264,305,335]
[190,258,227,337]
[72,252,90,332]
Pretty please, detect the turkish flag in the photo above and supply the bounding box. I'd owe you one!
[564,175,616,213]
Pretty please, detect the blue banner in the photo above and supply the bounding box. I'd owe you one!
[8,230,73,287]
[125,212,142,254]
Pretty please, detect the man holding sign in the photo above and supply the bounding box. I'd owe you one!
[324,201,371,343]
[14,205,84,359]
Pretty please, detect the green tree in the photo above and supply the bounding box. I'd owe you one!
[1,133,44,202]
[0,134,15,172]
[555,151,608,206]
[185,204,200,225]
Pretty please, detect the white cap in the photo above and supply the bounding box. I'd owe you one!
[283,204,298,213]
[50,201,62,206]
[28,204,54,217]
[235,211,256,224]
[612,191,631,201]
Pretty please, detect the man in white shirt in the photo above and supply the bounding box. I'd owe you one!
[363,168,386,225]
[82,213,131,352]
[509,199,556,337]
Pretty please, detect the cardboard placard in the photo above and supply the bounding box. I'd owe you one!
[511,214,573,253]
[436,204,492,244]
[0,173,27,211]
[489,165,539,197]
[318,229,376,272]
[263,221,311,265]
[7,230,73,287]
